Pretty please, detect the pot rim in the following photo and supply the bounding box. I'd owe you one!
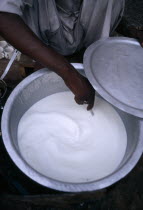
[2,69,143,192]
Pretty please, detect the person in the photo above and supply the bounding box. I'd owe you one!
[0,0,142,110]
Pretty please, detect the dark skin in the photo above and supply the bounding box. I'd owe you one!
[0,12,143,110]
[0,12,95,110]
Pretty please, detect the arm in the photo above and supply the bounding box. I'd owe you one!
[0,12,76,80]
[0,12,95,109]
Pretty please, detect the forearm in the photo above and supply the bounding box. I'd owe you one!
[0,12,75,79]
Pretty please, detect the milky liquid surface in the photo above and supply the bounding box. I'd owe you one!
[18,91,127,183]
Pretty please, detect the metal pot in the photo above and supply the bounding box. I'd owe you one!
[2,64,143,192]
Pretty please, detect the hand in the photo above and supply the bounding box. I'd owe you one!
[64,70,95,110]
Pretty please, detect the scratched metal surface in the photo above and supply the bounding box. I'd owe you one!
[84,37,143,118]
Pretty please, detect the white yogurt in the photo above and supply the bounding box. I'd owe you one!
[18,91,127,183]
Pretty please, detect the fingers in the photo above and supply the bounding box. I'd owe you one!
[87,98,94,110]
[74,91,96,110]
[87,92,95,111]
[74,96,84,105]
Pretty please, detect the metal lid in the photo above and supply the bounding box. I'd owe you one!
[84,37,143,118]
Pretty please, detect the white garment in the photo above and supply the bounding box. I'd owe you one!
[0,0,125,55]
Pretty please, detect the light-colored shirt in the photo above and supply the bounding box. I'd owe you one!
[0,0,125,55]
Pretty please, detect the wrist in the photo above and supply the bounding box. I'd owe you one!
[61,65,77,81]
